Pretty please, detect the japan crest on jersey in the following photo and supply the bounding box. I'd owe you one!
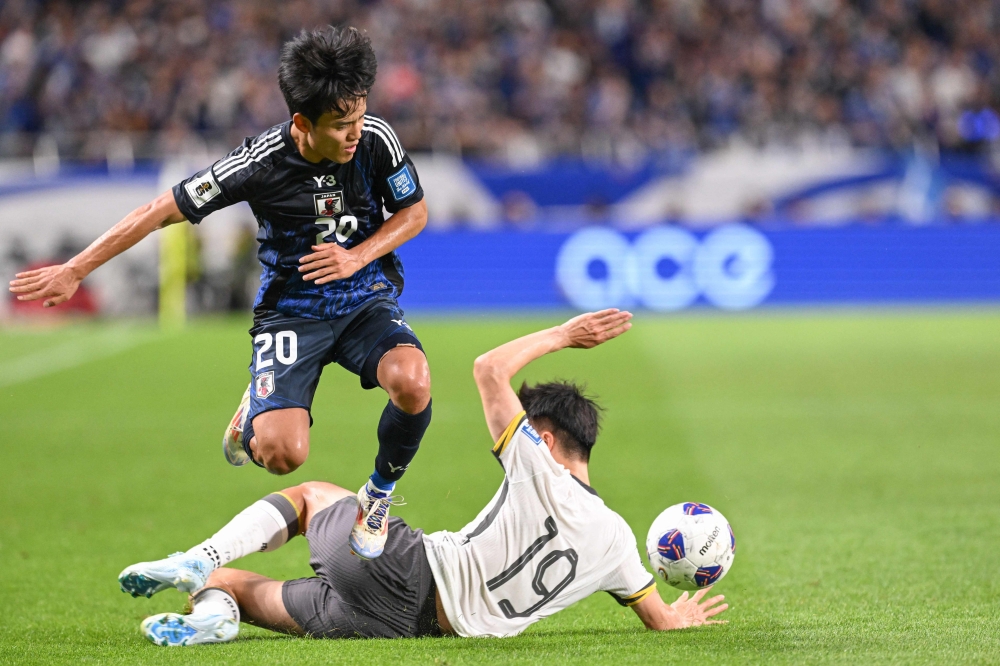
[314,191,344,217]
[255,371,275,399]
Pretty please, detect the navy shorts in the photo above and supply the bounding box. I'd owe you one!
[243,296,422,446]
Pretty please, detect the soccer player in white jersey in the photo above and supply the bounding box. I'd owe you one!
[118,310,728,645]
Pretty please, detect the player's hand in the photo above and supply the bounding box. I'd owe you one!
[670,587,729,628]
[8,263,83,307]
[558,309,632,349]
[298,244,365,284]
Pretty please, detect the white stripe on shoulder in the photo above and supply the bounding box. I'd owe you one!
[217,141,285,181]
[216,129,281,170]
[364,116,404,160]
[216,137,286,181]
[216,131,283,173]
[216,129,282,172]
[216,142,282,181]
[364,115,402,149]
[363,125,402,166]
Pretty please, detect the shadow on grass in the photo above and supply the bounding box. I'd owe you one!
[223,625,644,647]
[229,634,300,643]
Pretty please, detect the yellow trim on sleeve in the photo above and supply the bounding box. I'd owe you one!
[492,411,527,456]
[622,582,657,607]
[274,491,302,520]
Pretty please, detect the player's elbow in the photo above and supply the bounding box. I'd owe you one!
[411,200,428,231]
[473,354,502,388]
[151,190,186,229]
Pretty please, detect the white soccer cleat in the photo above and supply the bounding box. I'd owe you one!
[348,483,403,560]
[141,612,238,646]
[222,384,252,466]
[119,552,214,598]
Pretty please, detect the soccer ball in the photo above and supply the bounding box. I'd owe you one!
[646,502,736,591]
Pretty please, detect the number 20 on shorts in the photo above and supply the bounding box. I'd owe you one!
[254,331,298,371]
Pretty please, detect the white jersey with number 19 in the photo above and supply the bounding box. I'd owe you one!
[422,412,657,638]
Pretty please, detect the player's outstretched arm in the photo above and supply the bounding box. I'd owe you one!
[8,190,186,307]
[631,586,729,631]
[473,308,632,441]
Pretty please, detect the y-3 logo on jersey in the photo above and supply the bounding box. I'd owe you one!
[312,175,337,188]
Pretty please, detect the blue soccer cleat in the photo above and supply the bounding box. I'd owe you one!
[119,552,213,598]
[348,484,404,560]
[141,612,238,646]
[222,384,252,466]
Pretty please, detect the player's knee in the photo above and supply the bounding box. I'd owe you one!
[256,434,309,475]
[383,356,431,413]
[294,481,347,530]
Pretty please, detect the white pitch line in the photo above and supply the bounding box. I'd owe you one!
[0,326,156,389]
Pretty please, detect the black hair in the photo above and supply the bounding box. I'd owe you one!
[518,381,602,462]
[277,26,377,123]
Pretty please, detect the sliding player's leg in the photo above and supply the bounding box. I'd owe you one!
[120,481,353,598]
[205,569,303,634]
[141,570,301,646]
[132,482,355,646]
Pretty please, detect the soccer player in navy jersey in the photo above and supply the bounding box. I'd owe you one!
[9,27,431,559]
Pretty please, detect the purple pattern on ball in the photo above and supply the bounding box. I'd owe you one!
[694,564,723,587]
[657,529,685,561]
[683,502,713,515]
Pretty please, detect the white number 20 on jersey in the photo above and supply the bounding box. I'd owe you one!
[315,215,358,245]
[254,331,297,371]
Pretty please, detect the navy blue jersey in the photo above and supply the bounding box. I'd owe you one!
[172,115,423,320]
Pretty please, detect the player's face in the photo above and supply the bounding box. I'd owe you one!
[310,99,367,164]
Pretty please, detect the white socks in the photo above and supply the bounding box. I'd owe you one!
[186,493,301,569]
[191,587,240,622]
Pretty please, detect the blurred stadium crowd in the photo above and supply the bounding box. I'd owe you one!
[1,0,999,161]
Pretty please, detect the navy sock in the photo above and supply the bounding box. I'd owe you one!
[372,398,431,486]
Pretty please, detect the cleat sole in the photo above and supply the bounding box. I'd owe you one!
[348,537,384,560]
[119,572,169,598]
[118,555,211,598]
[141,613,238,647]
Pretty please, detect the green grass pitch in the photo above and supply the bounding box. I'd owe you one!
[1,309,998,664]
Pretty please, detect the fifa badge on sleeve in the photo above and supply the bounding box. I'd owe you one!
[388,165,416,201]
